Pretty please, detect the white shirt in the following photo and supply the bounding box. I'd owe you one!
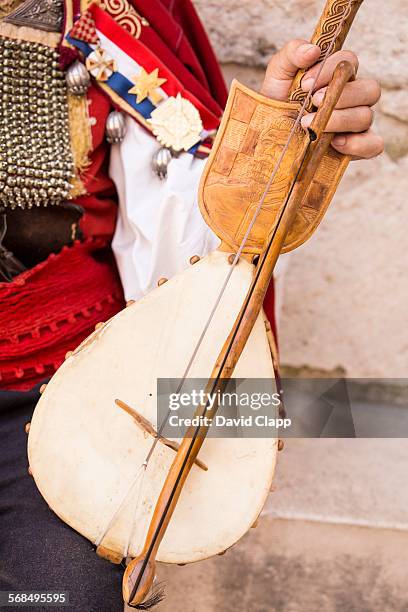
[110,116,220,302]
[110,115,289,315]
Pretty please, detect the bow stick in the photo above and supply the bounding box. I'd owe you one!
[123,0,363,606]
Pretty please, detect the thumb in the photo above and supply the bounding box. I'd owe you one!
[261,40,321,101]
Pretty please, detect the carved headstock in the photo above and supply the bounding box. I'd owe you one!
[199,0,364,255]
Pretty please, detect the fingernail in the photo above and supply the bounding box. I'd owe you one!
[299,43,319,56]
[333,135,347,146]
[313,88,326,105]
[302,77,315,92]
[301,114,313,129]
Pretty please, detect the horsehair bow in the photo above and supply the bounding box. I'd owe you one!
[123,0,363,607]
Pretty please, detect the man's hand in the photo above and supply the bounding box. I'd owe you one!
[261,40,384,159]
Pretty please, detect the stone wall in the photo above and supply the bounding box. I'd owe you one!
[195,0,408,378]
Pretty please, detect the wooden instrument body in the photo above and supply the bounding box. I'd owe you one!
[199,80,350,256]
[28,251,278,563]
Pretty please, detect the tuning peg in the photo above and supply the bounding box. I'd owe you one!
[40,384,47,394]
[252,254,260,266]
[158,278,168,286]
[95,322,105,330]
[65,351,73,360]
[278,440,285,452]
[218,550,227,556]
[251,518,259,529]
[189,255,200,265]
[228,254,239,265]
[96,545,123,564]
[126,300,135,307]
[28,466,33,476]
[25,422,31,434]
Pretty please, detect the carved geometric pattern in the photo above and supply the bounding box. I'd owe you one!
[200,82,307,254]
[4,0,63,32]
[289,0,363,107]
[200,81,351,255]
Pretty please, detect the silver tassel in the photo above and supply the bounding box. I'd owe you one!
[65,60,91,96]
[152,147,173,180]
[106,111,127,144]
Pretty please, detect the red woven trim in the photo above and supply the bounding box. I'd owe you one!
[0,239,125,390]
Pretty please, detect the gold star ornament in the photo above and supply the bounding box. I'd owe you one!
[86,48,117,82]
[128,68,167,105]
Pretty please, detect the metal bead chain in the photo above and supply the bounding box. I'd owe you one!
[0,36,75,209]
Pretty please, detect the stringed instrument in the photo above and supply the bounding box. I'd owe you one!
[27,0,364,608]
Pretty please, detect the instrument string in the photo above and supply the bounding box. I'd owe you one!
[129,0,355,603]
[95,466,145,548]
[123,467,147,559]
[142,0,354,470]
[128,139,313,606]
[127,0,355,600]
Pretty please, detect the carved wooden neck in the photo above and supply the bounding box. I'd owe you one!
[289,0,364,105]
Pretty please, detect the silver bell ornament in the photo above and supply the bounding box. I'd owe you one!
[105,111,127,144]
[152,146,173,180]
[65,60,91,96]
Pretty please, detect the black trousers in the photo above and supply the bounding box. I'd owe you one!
[0,385,124,612]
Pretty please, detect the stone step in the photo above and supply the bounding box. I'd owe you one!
[156,517,408,612]
[268,439,408,531]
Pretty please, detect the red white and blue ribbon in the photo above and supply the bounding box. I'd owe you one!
[66,4,219,155]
